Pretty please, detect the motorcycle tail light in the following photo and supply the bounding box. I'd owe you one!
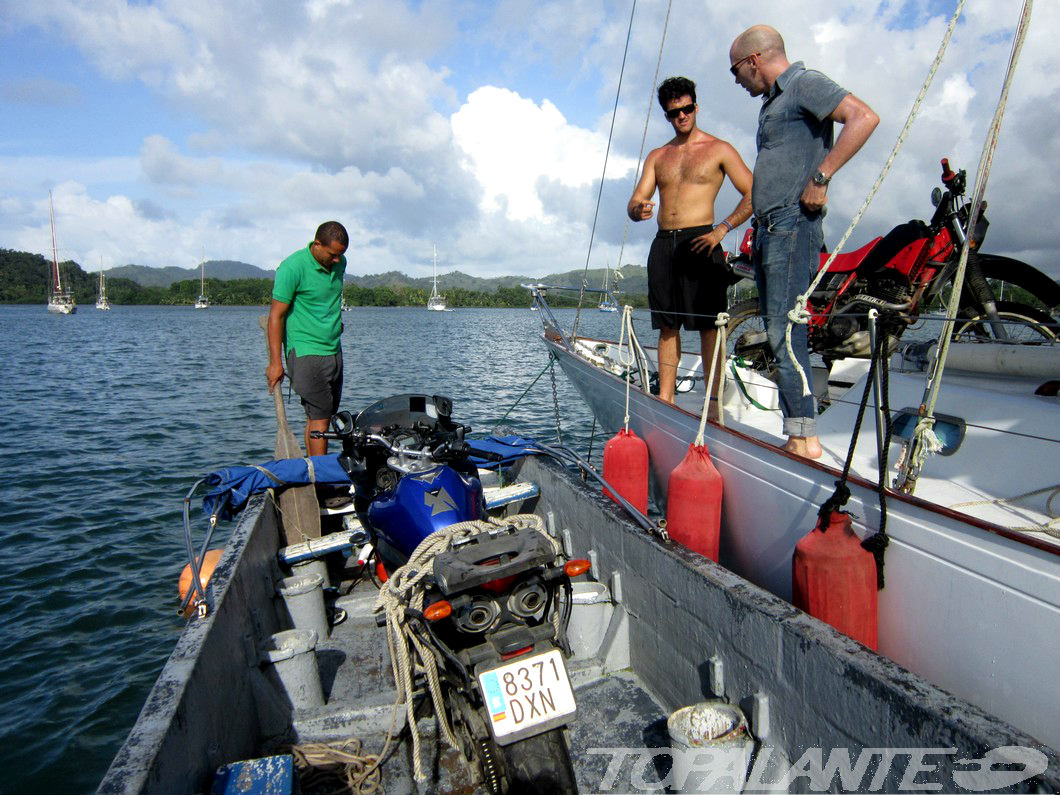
[565,559,591,577]
[475,555,518,594]
[500,645,534,660]
[423,600,452,621]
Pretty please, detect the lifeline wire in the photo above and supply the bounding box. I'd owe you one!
[784,0,966,399]
[897,0,1034,494]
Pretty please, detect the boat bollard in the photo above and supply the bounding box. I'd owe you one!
[276,572,329,639]
[291,557,330,589]
[667,700,753,794]
[567,581,613,659]
[260,629,324,709]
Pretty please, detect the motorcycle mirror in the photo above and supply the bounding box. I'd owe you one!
[930,187,943,208]
[331,410,356,434]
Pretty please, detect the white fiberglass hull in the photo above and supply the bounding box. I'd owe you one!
[549,336,1060,750]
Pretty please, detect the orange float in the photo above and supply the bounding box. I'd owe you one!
[178,548,223,609]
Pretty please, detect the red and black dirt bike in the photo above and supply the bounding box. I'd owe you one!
[726,158,1060,371]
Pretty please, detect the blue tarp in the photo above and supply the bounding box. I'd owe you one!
[201,436,542,521]
[202,454,351,521]
[467,435,542,468]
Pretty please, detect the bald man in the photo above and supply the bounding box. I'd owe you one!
[729,25,878,459]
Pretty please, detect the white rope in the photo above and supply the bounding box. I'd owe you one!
[785,0,967,398]
[693,312,730,445]
[897,0,1034,493]
[373,515,559,782]
[618,304,637,430]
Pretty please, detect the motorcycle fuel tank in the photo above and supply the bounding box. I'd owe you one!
[368,465,483,557]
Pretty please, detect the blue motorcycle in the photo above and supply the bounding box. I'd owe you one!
[317,394,580,795]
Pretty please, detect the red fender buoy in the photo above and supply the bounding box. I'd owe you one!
[602,428,648,515]
[666,443,723,561]
[792,511,878,650]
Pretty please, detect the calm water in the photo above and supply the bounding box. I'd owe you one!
[0,302,643,794]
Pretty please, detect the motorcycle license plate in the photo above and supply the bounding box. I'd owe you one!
[477,649,576,744]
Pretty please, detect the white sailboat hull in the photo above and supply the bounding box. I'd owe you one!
[549,335,1060,750]
[48,296,76,314]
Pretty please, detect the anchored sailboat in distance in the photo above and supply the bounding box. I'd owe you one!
[46,192,76,314]
[194,258,209,309]
[95,262,111,311]
[598,262,618,312]
[427,244,446,311]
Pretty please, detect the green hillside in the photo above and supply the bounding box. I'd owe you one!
[0,247,649,308]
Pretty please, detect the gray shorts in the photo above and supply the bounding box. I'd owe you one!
[286,350,343,420]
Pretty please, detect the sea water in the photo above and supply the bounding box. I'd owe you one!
[0,303,628,793]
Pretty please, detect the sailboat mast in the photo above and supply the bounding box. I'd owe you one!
[49,191,62,292]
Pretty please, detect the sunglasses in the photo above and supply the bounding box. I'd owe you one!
[729,52,758,76]
[664,102,696,120]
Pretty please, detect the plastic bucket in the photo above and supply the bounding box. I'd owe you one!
[261,629,324,709]
[667,701,753,794]
[567,581,613,659]
[276,572,328,639]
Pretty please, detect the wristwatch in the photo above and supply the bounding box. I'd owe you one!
[812,170,831,186]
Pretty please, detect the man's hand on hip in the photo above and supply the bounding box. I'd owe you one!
[800,182,828,212]
[689,227,726,254]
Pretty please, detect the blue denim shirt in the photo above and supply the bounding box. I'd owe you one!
[752,61,848,220]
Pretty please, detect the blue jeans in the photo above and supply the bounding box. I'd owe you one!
[752,205,822,437]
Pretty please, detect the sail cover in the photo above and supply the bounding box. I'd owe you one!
[201,436,542,520]
[202,455,351,520]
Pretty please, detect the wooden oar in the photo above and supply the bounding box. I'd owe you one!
[260,315,322,542]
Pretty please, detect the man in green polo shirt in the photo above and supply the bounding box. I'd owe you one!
[266,221,349,456]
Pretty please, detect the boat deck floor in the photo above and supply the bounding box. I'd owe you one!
[280,571,669,794]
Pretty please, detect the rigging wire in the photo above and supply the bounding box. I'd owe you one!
[571,0,638,342]
[896,0,1036,493]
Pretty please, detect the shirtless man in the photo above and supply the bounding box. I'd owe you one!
[628,76,753,410]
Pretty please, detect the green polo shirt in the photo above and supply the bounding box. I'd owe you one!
[272,243,347,356]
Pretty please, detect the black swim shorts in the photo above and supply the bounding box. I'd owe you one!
[647,224,729,331]
[286,350,343,420]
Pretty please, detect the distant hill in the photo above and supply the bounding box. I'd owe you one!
[346,264,646,296]
[1,245,649,307]
[100,258,648,297]
[108,259,271,287]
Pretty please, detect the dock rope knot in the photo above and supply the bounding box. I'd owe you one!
[374,515,561,783]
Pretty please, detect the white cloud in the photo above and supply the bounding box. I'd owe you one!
[0,0,1055,280]
[451,86,636,222]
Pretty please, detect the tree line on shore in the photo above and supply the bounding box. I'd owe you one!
[0,248,648,308]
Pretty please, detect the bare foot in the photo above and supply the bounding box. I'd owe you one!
[782,435,823,459]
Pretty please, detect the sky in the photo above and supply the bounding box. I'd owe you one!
[1,0,1057,280]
